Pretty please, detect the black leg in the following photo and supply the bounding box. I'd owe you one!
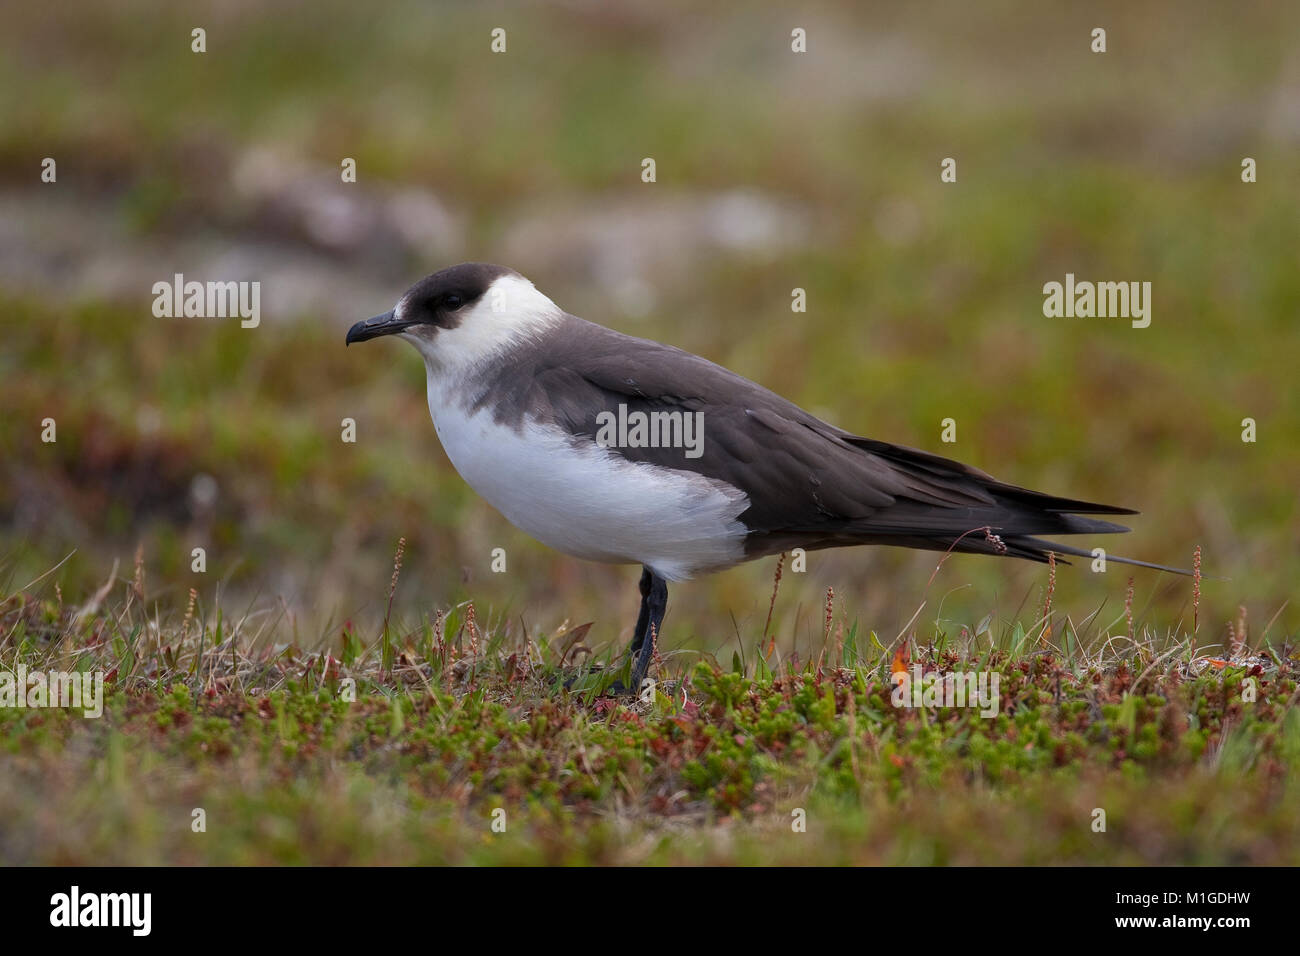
[629,571,668,694]
[628,567,654,653]
[589,567,668,697]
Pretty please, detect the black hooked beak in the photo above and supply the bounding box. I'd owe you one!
[345,310,415,345]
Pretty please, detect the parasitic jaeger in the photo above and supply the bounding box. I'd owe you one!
[347,262,1185,693]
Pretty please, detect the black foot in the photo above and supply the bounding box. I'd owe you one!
[562,567,668,700]
[562,674,634,697]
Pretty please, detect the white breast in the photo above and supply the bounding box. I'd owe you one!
[426,389,750,581]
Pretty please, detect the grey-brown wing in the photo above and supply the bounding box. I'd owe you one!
[482,316,1080,537]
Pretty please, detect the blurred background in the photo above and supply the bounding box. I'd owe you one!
[2,0,1297,658]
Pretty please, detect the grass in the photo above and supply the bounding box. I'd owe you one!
[2,548,1296,865]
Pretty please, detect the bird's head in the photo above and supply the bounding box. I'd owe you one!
[346,262,560,375]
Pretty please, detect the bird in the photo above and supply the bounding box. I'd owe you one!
[347,262,1185,694]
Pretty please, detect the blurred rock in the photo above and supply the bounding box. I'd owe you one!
[230,148,463,262]
[501,190,811,315]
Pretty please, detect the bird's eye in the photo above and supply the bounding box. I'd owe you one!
[444,293,463,309]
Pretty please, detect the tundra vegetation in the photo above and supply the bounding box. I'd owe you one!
[1,544,1295,864]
